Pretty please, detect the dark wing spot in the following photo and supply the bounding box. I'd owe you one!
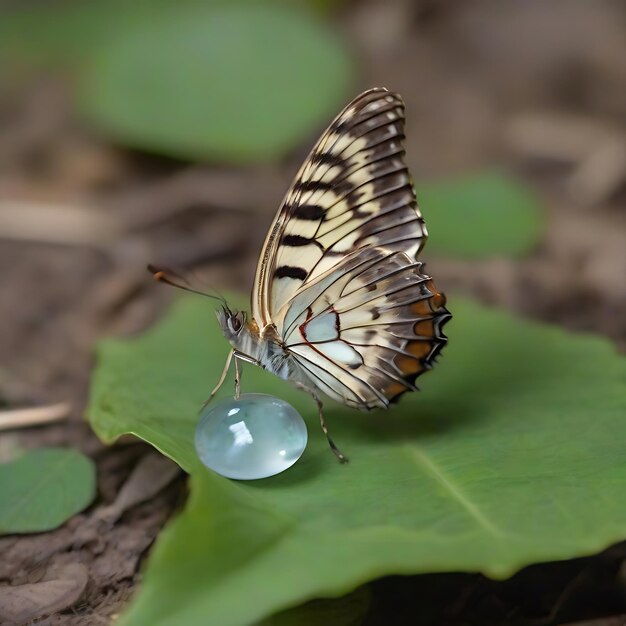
[281,234,315,247]
[311,152,346,167]
[332,307,341,332]
[274,266,308,281]
[293,180,334,193]
[371,307,380,320]
[293,204,326,220]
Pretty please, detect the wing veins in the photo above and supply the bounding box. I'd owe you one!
[315,178,413,239]
[349,215,424,247]
[342,260,425,296]
[340,316,434,332]
[336,281,430,318]
[288,105,396,208]
[292,130,408,211]
[353,211,421,240]
[294,102,405,209]
[331,145,406,188]
[291,358,357,405]
[315,208,418,265]
[281,249,399,339]
[289,348,369,407]
[289,338,418,393]
[318,167,410,227]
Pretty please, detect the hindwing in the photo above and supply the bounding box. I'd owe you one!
[279,247,450,408]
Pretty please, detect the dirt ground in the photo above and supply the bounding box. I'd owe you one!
[0,1,625,624]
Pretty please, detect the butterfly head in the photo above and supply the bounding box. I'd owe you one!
[216,306,262,358]
[217,306,247,342]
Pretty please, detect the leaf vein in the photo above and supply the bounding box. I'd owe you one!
[407,445,505,538]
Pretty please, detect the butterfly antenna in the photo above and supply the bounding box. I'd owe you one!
[188,272,229,309]
[147,264,228,306]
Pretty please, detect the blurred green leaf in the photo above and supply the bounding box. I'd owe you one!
[0,448,96,534]
[76,4,354,163]
[0,0,340,70]
[88,295,626,626]
[0,0,161,68]
[420,172,543,258]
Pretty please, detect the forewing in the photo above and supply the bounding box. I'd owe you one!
[281,247,450,409]
[252,88,428,329]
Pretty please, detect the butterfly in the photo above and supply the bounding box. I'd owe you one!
[150,88,451,462]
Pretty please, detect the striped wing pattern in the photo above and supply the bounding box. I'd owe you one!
[280,247,450,408]
[252,88,450,407]
[253,88,427,329]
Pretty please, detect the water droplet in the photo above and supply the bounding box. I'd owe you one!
[194,393,308,480]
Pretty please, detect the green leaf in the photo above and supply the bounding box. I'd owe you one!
[0,448,96,534]
[0,1,337,71]
[88,295,626,626]
[0,0,171,70]
[76,4,354,163]
[419,171,543,258]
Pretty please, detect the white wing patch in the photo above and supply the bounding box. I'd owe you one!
[318,341,363,367]
[301,310,339,342]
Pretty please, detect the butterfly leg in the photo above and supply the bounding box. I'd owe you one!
[233,355,242,400]
[202,349,233,409]
[294,382,348,464]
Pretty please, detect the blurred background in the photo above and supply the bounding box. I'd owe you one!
[0,0,625,622]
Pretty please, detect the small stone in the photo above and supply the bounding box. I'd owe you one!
[194,393,308,480]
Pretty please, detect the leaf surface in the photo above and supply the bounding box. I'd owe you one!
[77,4,354,163]
[420,172,543,258]
[0,448,96,534]
[88,296,626,625]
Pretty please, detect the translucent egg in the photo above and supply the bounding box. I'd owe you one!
[194,393,308,480]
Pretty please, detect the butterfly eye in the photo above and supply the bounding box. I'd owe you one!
[228,314,243,334]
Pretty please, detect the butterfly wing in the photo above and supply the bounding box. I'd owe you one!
[276,246,450,408]
[252,88,428,331]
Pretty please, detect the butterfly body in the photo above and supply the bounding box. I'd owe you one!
[218,310,350,401]
[217,310,291,381]
[152,88,451,461]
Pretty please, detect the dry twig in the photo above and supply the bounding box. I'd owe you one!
[0,402,71,431]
